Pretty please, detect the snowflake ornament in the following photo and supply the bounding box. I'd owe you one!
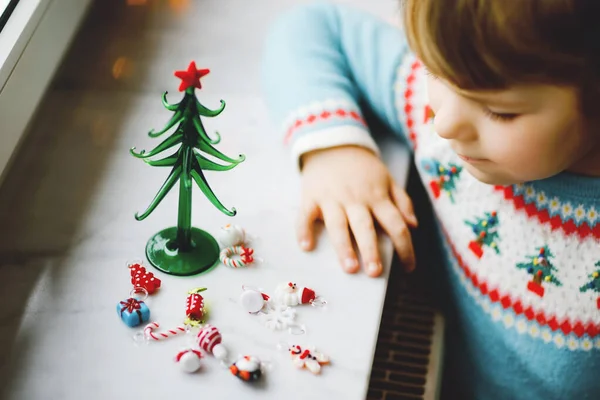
[261,304,297,331]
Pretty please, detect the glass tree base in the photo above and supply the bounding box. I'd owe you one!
[145,226,220,276]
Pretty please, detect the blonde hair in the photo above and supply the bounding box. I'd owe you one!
[402,0,600,114]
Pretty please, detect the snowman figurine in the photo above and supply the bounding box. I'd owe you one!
[218,224,246,248]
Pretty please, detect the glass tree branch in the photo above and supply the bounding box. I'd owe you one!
[193,151,239,171]
[161,91,181,111]
[143,151,181,167]
[196,99,225,117]
[148,112,184,138]
[192,116,221,144]
[130,133,183,158]
[190,162,236,216]
[196,137,246,164]
[135,165,182,221]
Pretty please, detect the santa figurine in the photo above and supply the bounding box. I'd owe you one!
[274,282,317,307]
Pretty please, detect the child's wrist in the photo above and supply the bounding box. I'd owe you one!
[300,145,377,170]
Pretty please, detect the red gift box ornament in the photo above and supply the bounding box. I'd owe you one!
[128,260,161,295]
[185,287,207,326]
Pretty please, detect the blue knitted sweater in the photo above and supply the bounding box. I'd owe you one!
[261,3,600,399]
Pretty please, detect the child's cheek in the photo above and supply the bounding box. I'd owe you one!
[425,76,442,114]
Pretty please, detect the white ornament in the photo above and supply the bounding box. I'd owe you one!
[240,288,267,313]
[176,349,202,373]
[212,344,228,361]
[261,304,297,331]
[218,224,246,247]
[274,282,300,306]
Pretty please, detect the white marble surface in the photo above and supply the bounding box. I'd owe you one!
[0,1,410,399]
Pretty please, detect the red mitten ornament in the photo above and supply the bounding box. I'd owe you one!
[129,262,161,295]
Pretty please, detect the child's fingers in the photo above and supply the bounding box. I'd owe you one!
[391,184,418,228]
[345,204,382,277]
[321,203,359,273]
[296,199,321,251]
[372,200,416,272]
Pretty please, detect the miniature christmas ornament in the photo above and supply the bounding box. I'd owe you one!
[579,261,600,309]
[465,211,500,259]
[516,246,562,297]
[175,348,203,373]
[230,355,263,382]
[130,61,245,276]
[274,282,325,307]
[420,159,462,202]
[240,286,270,314]
[185,287,207,326]
[220,245,255,268]
[128,260,162,294]
[144,322,187,341]
[288,344,330,374]
[261,304,300,332]
[218,224,246,247]
[117,288,150,327]
[197,324,228,361]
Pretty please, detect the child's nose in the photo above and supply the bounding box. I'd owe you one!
[433,103,476,141]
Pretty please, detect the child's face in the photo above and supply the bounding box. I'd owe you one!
[427,75,599,185]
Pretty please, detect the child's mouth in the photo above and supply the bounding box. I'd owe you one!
[458,154,488,163]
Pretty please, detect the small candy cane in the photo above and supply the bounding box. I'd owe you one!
[144,322,187,341]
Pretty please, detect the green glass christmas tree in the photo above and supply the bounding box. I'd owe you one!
[130,61,245,276]
[516,246,561,297]
[579,262,600,309]
[465,211,500,258]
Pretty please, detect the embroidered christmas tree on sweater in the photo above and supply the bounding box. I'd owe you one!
[516,246,561,297]
[465,211,500,258]
[420,159,462,202]
[579,262,600,309]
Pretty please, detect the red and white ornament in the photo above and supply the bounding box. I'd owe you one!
[128,261,161,295]
[274,282,319,307]
[197,324,228,361]
[288,344,330,374]
[185,287,207,326]
[175,349,203,373]
[144,322,186,341]
[218,224,246,247]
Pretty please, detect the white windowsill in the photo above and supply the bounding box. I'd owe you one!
[0,0,92,185]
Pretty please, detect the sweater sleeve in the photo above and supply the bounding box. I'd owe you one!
[261,1,411,170]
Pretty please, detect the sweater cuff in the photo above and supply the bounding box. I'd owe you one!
[290,125,380,172]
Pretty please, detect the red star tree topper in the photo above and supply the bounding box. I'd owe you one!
[174,61,210,92]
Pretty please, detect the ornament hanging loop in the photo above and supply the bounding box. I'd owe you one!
[130,286,149,301]
[310,296,327,307]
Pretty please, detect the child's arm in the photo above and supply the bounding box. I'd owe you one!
[262,2,417,276]
[262,2,411,167]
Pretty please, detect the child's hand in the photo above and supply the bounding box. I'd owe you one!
[298,145,418,277]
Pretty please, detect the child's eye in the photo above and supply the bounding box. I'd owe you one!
[425,69,440,80]
[483,108,519,122]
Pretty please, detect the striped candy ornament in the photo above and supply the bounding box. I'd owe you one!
[144,322,186,341]
[197,324,228,360]
[219,246,254,268]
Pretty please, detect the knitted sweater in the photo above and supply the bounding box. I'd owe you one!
[261,3,600,399]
